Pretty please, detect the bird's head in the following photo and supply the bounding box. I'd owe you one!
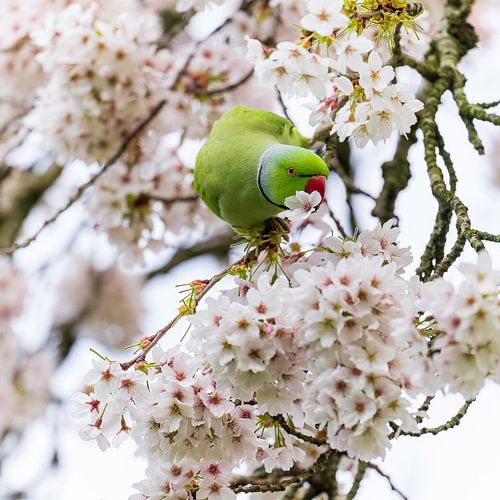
[257,144,330,209]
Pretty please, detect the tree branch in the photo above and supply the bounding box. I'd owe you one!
[193,70,254,97]
[231,450,334,494]
[274,414,328,446]
[394,398,475,438]
[365,464,408,500]
[121,250,256,370]
[0,99,167,255]
[372,125,418,222]
[146,229,234,280]
[346,462,367,500]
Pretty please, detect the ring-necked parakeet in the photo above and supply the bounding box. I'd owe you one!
[194,106,329,232]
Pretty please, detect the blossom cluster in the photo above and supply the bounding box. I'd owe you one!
[0,0,54,105]
[0,256,27,325]
[421,252,500,399]
[25,2,172,163]
[296,237,432,460]
[74,350,261,500]
[247,0,425,147]
[189,274,308,417]
[189,220,433,462]
[85,139,215,266]
[329,51,423,147]
[77,208,500,496]
[0,257,54,436]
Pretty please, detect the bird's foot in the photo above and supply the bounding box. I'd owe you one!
[239,217,289,261]
[264,216,290,236]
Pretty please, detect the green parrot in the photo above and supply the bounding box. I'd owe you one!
[194,106,330,232]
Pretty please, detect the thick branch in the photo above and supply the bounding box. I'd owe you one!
[0,164,62,247]
[346,462,367,500]
[232,450,334,494]
[146,229,234,280]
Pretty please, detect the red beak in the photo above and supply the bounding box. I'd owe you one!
[305,176,326,200]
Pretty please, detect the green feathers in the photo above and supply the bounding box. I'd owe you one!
[194,106,329,231]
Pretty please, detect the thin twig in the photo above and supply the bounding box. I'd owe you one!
[366,464,408,500]
[277,88,293,123]
[415,395,434,424]
[394,398,475,438]
[0,100,167,255]
[478,99,500,109]
[147,195,199,205]
[193,70,254,97]
[121,252,254,370]
[326,202,348,239]
[146,230,234,280]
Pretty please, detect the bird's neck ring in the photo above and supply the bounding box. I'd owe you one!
[257,145,287,210]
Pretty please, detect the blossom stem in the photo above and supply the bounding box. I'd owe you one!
[326,202,348,238]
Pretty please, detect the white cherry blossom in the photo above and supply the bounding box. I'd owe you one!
[358,51,396,94]
[282,191,323,221]
[300,0,349,37]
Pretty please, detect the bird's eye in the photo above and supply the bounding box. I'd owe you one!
[287,167,296,178]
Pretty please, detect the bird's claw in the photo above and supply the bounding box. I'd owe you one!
[264,217,290,240]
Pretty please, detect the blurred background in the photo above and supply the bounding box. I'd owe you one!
[0,0,499,499]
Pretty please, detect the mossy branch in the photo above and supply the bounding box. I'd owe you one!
[395,398,475,437]
[346,462,368,500]
[232,450,334,494]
